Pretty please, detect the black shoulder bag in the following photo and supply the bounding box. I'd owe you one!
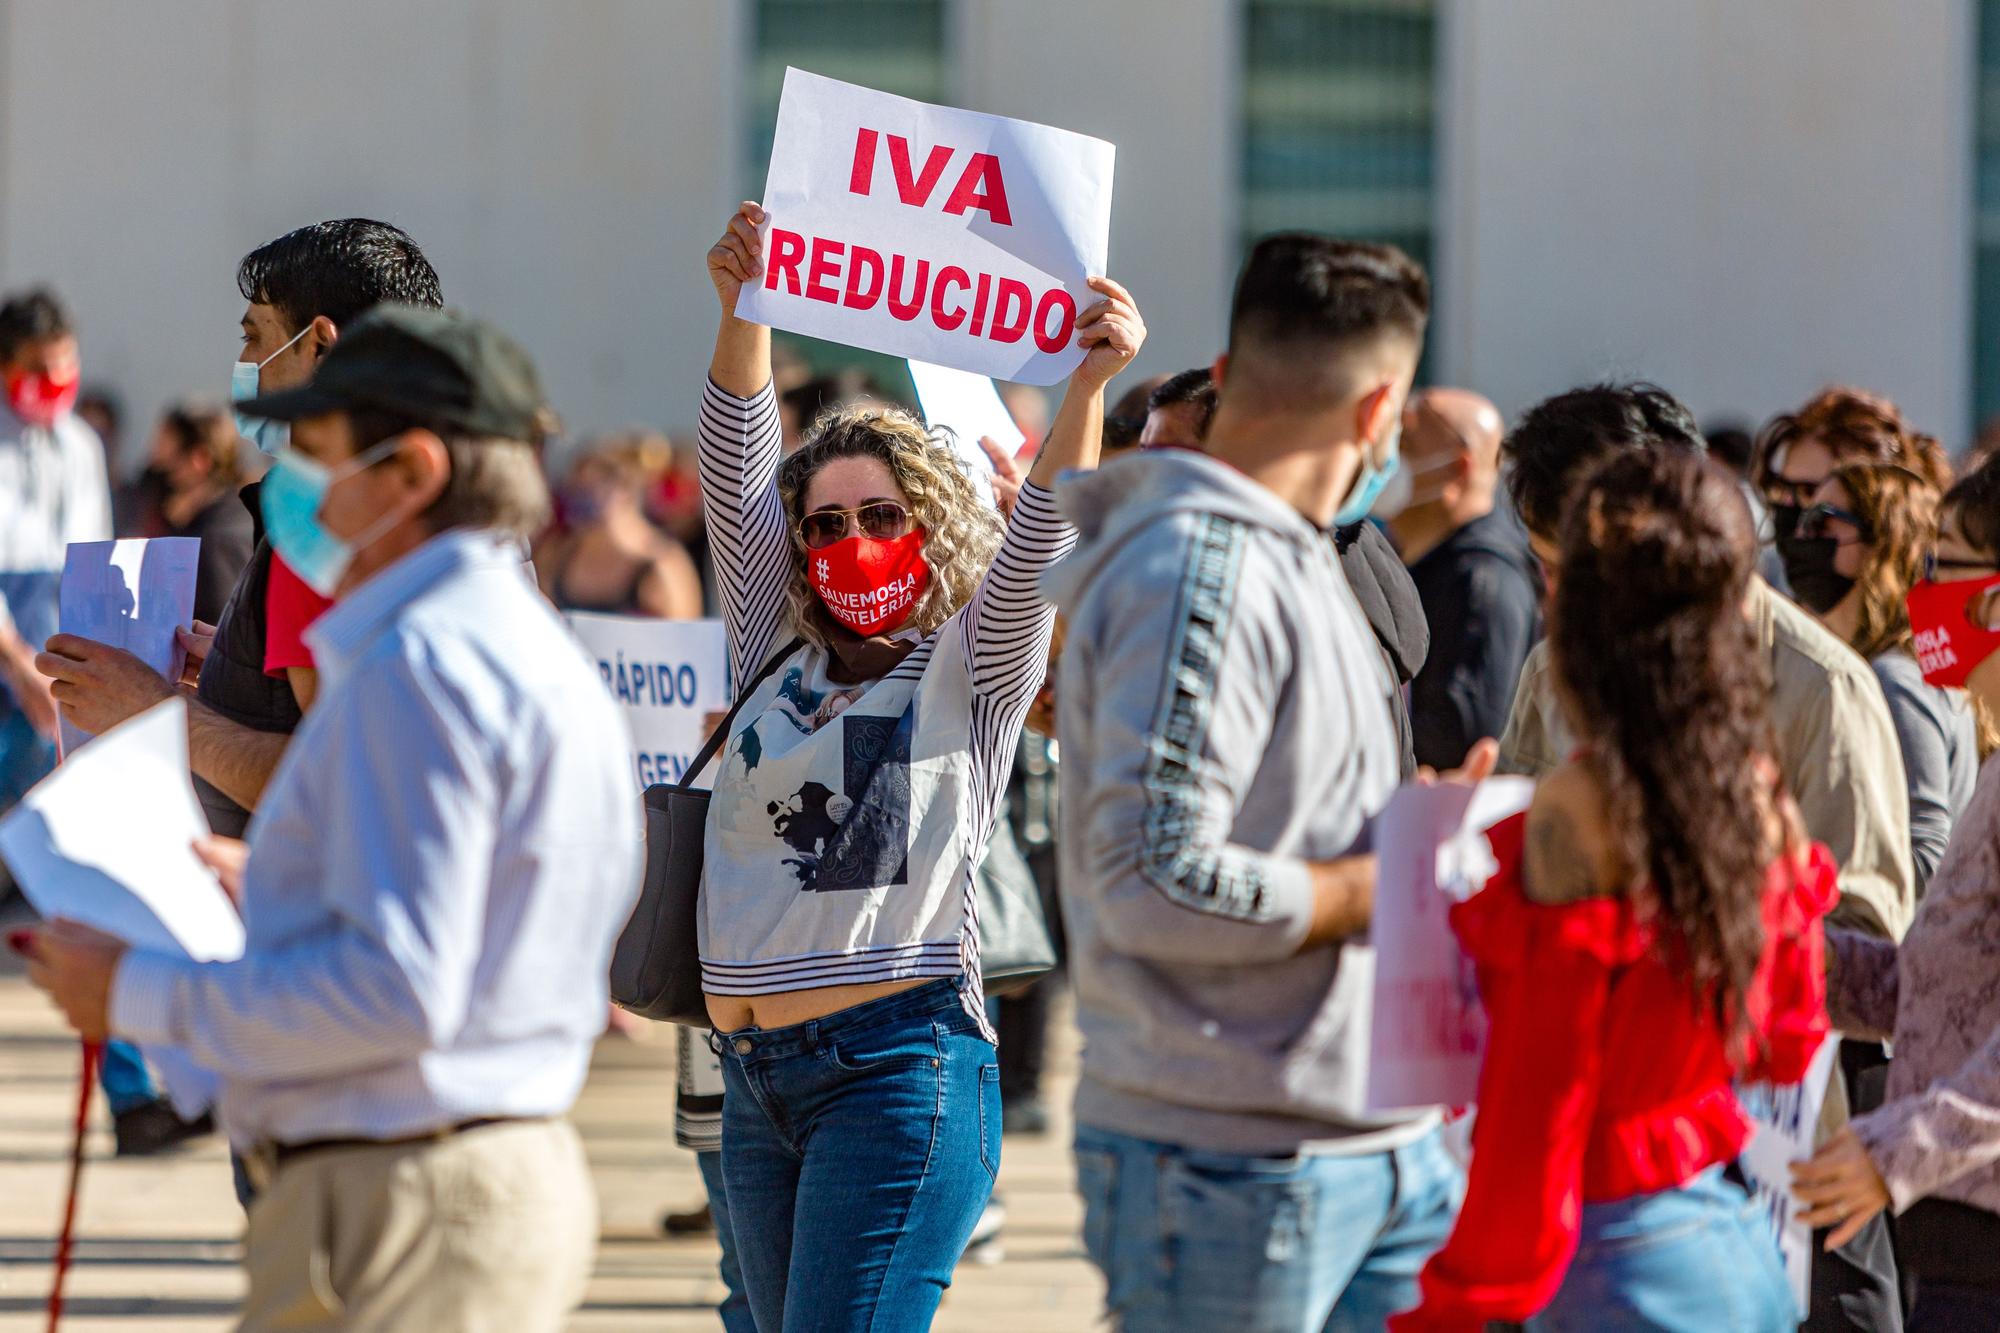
[610,639,802,1025]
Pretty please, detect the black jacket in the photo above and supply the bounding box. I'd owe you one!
[1334,520,1429,778]
[1406,508,1541,771]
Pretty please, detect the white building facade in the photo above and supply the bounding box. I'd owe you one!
[0,0,1982,456]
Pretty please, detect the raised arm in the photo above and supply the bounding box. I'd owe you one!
[701,202,791,675]
[963,278,1144,713]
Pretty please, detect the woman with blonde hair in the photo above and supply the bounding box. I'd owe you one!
[1777,462,1986,891]
[534,430,704,618]
[696,201,1145,1331]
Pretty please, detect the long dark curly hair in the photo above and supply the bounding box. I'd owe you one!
[1551,447,1778,1028]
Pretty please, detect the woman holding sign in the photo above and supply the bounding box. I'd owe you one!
[1794,454,2000,1327]
[696,200,1142,1330]
[1395,449,1835,1331]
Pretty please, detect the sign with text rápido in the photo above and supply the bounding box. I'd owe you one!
[736,68,1115,386]
[567,614,730,791]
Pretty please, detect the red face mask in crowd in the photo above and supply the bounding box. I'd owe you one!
[810,529,932,636]
[4,366,79,426]
[1907,573,2000,688]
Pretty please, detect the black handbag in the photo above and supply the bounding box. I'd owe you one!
[610,640,801,1025]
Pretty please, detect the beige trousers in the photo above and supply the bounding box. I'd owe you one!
[238,1119,595,1332]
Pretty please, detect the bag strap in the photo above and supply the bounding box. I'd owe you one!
[676,637,804,790]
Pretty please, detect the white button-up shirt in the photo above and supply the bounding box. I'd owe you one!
[114,528,641,1147]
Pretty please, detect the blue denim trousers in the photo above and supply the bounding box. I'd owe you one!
[1527,1166,1794,1331]
[716,978,999,1332]
[697,1149,756,1333]
[1074,1121,1464,1332]
[98,1039,159,1115]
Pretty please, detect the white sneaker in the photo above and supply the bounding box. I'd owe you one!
[963,1197,1006,1265]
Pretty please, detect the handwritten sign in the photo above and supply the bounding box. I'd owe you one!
[58,538,199,754]
[737,68,1115,385]
[1366,777,1534,1113]
[566,614,730,791]
[1737,1038,1840,1319]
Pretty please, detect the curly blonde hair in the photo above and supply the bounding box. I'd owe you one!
[776,404,1004,650]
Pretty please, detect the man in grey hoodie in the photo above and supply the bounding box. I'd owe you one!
[1046,234,1482,1330]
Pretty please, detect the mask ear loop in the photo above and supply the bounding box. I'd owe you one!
[257,322,312,370]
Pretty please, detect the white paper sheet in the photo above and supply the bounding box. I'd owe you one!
[565,615,733,791]
[58,537,199,754]
[737,68,1115,386]
[1738,1038,1840,1319]
[908,360,1022,509]
[1365,777,1534,1114]
[0,699,241,1116]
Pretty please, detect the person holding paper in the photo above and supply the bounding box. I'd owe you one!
[1793,455,2000,1327]
[1396,447,1834,1331]
[35,219,444,839]
[0,289,111,809]
[1494,382,1912,1329]
[698,200,1143,1331]
[1047,233,1467,1331]
[24,306,637,1331]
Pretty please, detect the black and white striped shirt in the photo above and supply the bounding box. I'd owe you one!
[695,378,1074,1026]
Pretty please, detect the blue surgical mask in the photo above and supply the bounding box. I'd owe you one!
[1335,417,1403,527]
[261,438,405,598]
[232,324,311,456]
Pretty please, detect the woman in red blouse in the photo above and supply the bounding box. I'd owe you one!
[1393,448,1835,1331]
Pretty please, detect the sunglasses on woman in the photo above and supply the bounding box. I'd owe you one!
[797,501,916,550]
[1796,503,1871,544]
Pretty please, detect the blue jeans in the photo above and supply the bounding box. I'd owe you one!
[1528,1166,1794,1331]
[1074,1121,1463,1332]
[716,978,999,1332]
[697,1149,756,1333]
[98,1039,159,1115]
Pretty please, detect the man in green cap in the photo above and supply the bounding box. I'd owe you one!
[24,305,641,1330]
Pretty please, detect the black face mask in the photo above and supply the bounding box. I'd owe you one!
[1777,535,1855,615]
[1768,502,1805,544]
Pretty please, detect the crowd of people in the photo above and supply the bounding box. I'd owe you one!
[0,203,1997,1332]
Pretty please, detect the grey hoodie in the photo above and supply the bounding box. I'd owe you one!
[1045,449,1432,1155]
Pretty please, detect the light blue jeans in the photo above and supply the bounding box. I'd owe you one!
[1528,1165,1794,1331]
[1074,1122,1463,1332]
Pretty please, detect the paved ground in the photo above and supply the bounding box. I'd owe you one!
[0,945,1101,1331]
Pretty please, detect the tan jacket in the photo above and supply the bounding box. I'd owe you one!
[1498,576,1915,942]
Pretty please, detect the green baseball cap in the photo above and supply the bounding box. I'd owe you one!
[238,303,553,441]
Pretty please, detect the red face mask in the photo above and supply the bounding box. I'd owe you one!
[1906,574,2000,688]
[810,530,932,636]
[4,368,79,427]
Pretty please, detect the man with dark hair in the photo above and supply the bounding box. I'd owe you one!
[0,288,109,806]
[1139,365,1218,446]
[1384,387,1539,771]
[40,219,443,840]
[1050,233,1480,1328]
[28,307,634,1331]
[1495,381,1911,1333]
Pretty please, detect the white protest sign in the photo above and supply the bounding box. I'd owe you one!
[1737,1038,1840,1319]
[58,537,199,754]
[909,359,1024,510]
[567,614,732,790]
[737,68,1115,386]
[0,699,242,1116]
[1366,777,1534,1114]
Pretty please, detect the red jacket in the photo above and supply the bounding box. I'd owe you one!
[1392,811,1836,1331]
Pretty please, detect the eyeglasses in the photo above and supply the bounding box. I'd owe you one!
[1797,503,1871,543]
[1763,474,1823,510]
[797,501,915,550]
[1925,552,2000,581]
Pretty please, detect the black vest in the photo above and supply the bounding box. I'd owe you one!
[193,482,304,837]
